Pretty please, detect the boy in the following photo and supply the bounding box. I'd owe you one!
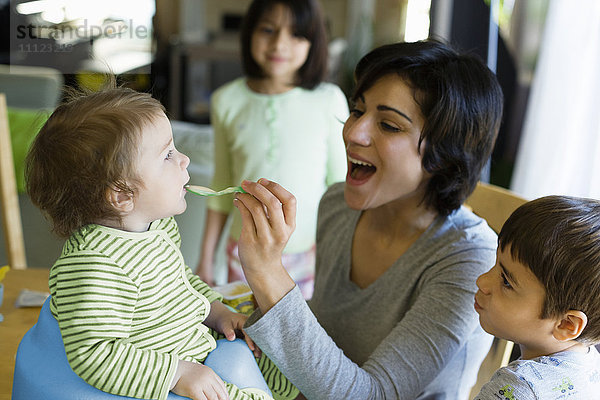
[25,84,297,400]
[474,195,600,399]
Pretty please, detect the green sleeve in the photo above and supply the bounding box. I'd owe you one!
[185,265,223,304]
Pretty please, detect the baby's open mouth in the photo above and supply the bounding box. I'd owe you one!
[348,155,376,180]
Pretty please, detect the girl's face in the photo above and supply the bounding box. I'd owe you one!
[343,74,429,211]
[251,3,311,85]
[128,113,190,230]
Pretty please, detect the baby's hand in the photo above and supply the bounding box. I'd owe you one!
[205,301,260,357]
[220,310,261,357]
[171,360,229,400]
[217,310,247,340]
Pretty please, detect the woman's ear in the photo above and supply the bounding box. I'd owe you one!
[553,310,588,341]
[107,186,134,213]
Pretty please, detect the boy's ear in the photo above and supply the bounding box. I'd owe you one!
[107,186,134,213]
[553,310,588,341]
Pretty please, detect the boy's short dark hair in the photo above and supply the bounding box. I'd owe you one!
[240,0,328,89]
[498,195,600,344]
[352,39,504,216]
[25,84,165,238]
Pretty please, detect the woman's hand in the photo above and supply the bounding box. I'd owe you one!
[233,179,297,312]
[171,360,229,400]
[234,179,295,273]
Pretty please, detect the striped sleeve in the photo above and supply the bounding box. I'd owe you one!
[185,265,223,303]
[53,253,178,400]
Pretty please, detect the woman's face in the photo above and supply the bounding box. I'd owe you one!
[343,74,429,211]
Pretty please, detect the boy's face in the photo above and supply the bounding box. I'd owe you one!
[475,246,558,352]
[129,113,190,228]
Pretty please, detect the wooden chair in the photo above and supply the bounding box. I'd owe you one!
[0,93,27,269]
[465,182,528,399]
[0,66,63,272]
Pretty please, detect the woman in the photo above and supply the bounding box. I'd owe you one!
[234,40,504,399]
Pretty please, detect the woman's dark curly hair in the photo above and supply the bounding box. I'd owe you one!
[353,39,504,215]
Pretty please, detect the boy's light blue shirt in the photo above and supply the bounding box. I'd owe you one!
[475,346,600,399]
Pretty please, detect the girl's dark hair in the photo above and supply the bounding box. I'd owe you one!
[25,83,165,237]
[353,39,504,215]
[240,0,328,89]
[498,196,600,344]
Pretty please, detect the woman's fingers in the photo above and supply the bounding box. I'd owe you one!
[242,331,256,352]
[240,180,283,228]
[233,197,258,237]
[242,329,262,357]
[234,179,296,279]
[257,178,297,228]
[234,192,271,237]
[240,179,296,232]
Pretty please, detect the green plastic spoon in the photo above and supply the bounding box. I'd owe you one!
[185,185,245,197]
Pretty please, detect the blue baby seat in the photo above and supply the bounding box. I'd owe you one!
[12,297,271,399]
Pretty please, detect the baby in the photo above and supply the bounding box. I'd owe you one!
[25,83,297,400]
[474,195,600,399]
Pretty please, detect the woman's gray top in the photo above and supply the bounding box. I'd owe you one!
[245,183,497,399]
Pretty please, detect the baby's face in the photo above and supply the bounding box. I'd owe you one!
[474,246,556,351]
[130,113,190,225]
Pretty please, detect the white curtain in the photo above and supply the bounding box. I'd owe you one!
[510,0,600,199]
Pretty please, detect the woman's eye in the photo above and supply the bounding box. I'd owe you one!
[260,26,274,34]
[165,150,174,160]
[380,121,401,132]
[349,108,364,118]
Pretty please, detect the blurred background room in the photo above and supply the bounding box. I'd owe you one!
[1,0,599,280]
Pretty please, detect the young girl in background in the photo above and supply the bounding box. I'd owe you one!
[196,0,348,298]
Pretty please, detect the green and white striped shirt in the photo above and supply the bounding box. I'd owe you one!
[49,217,223,400]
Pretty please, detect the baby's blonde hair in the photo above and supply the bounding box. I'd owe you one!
[26,82,165,237]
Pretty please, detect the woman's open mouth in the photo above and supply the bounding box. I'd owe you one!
[347,155,376,182]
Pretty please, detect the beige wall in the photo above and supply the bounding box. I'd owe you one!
[157,0,407,48]
[320,0,348,39]
[203,0,250,35]
[202,0,348,39]
[374,0,407,45]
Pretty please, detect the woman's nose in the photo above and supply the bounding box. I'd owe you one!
[343,116,371,147]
